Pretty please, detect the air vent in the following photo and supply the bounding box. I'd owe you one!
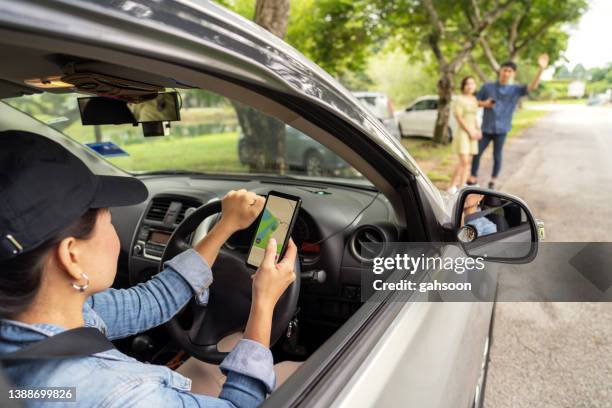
[145,197,172,222]
[350,226,386,262]
[145,196,202,224]
[175,199,202,224]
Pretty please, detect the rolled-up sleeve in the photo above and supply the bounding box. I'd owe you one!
[164,249,213,305]
[517,83,529,97]
[220,339,276,394]
[87,249,213,340]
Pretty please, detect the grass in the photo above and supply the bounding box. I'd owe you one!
[400,103,549,188]
[59,103,546,183]
[106,131,247,173]
[506,108,548,140]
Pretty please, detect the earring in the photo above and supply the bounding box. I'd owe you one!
[71,273,90,292]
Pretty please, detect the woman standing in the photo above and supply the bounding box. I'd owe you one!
[448,76,482,194]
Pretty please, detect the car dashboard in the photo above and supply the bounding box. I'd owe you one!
[110,174,403,347]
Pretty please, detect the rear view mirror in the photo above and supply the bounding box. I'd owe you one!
[453,188,540,263]
[78,92,180,125]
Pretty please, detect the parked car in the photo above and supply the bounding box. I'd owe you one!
[396,95,459,139]
[0,1,540,407]
[238,126,349,176]
[353,91,401,140]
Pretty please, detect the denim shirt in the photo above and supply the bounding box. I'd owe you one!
[477,82,528,134]
[467,216,498,237]
[0,249,275,407]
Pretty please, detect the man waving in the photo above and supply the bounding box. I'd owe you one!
[468,54,549,190]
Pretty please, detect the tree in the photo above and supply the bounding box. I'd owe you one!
[554,65,572,80]
[571,63,587,80]
[218,0,291,174]
[286,0,383,77]
[378,0,513,144]
[218,0,381,172]
[473,0,587,79]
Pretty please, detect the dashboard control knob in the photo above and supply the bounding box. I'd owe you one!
[133,244,143,255]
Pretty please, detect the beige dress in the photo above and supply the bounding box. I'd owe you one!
[452,95,479,155]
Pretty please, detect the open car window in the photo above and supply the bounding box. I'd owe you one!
[6,89,369,185]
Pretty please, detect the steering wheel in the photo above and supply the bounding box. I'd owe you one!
[160,200,300,364]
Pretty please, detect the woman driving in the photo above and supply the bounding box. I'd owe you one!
[0,130,296,407]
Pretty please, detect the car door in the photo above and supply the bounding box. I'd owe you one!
[327,301,493,408]
[399,100,429,135]
[420,98,439,137]
[266,247,494,408]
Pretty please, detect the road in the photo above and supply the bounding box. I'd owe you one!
[480,104,612,408]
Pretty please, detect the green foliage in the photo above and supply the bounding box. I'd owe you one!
[214,0,255,19]
[551,62,612,97]
[470,0,588,78]
[589,63,612,83]
[213,0,382,77]
[286,0,383,76]
[531,80,571,100]
[365,49,437,108]
[375,0,472,65]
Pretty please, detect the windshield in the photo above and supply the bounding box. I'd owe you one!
[6,89,369,185]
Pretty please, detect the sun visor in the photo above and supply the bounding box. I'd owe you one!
[0,79,42,99]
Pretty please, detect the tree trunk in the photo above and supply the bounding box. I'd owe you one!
[232,101,285,172]
[433,70,454,144]
[255,0,290,38]
[233,0,290,174]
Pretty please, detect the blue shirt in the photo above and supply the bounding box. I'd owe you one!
[477,82,528,134]
[467,216,498,237]
[0,249,275,407]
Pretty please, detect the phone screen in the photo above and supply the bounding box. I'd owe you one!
[246,192,301,268]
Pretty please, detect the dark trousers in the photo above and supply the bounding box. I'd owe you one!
[471,132,507,178]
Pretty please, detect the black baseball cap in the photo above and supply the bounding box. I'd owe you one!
[0,130,148,261]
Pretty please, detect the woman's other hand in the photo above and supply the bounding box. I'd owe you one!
[469,129,482,140]
[244,238,297,348]
[218,189,265,234]
[252,238,297,308]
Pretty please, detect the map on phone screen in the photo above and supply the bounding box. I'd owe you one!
[247,194,297,267]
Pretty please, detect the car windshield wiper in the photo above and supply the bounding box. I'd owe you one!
[253,173,377,191]
[133,169,209,176]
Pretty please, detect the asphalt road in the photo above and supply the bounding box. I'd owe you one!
[480,104,612,408]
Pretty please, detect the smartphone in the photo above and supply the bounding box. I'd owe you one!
[246,191,302,269]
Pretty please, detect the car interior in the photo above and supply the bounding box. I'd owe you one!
[0,42,417,394]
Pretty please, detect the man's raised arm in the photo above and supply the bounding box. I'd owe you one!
[528,54,550,92]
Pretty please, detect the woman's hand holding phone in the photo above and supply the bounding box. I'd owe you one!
[244,237,297,348]
[252,238,297,307]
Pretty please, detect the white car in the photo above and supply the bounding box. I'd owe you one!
[353,91,401,140]
[395,95,459,139]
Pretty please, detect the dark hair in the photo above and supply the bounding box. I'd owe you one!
[500,61,518,71]
[460,76,475,92]
[0,209,101,319]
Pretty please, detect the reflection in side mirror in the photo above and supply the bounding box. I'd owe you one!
[455,189,538,263]
[78,92,180,126]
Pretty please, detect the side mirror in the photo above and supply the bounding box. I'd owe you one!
[453,188,540,263]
